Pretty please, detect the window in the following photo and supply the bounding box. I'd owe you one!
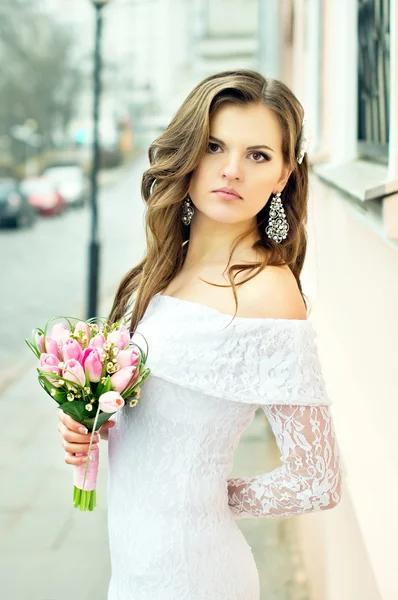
[357,0,390,164]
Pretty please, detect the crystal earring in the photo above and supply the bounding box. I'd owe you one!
[265,192,289,243]
[181,194,194,226]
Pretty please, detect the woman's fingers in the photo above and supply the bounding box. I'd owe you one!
[64,451,93,466]
[57,410,100,464]
[57,421,99,444]
[98,420,115,440]
[62,438,99,454]
[58,410,88,434]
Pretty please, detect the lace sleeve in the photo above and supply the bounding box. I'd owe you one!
[227,404,342,519]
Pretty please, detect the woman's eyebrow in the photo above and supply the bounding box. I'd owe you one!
[209,135,274,153]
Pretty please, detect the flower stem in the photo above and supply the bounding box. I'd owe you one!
[73,486,96,511]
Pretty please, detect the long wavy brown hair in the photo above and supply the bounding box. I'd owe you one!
[109,69,309,333]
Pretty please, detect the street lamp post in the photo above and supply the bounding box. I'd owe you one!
[87,0,110,320]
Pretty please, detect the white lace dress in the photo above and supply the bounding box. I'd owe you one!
[107,293,342,600]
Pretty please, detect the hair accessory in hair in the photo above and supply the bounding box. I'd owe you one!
[149,179,157,195]
[297,117,313,164]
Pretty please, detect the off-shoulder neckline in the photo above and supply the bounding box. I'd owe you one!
[152,293,311,325]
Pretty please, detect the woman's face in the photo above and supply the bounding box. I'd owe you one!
[188,102,291,226]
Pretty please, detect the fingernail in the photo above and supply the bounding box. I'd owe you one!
[79,427,88,434]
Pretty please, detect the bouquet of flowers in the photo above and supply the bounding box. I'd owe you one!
[26,316,150,511]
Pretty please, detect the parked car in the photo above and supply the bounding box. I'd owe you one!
[0,178,36,229]
[43,164,89,208]
[21,176,65,216]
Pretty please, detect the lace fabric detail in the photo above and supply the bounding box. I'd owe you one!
[227,404,342,519]
[129,294,333,408]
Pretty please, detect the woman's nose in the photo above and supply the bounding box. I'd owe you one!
[221,157,242,180]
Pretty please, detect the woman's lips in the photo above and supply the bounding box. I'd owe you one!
[213,190,242,200]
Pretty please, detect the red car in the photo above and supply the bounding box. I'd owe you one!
[21,176,66,216]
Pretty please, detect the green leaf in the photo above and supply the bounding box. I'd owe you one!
[100,357,108,379]
[38,376,67,405]
[81,411,114,432]
[84,366,90,388]
[60,400,90,424]
[25,338,40,359]
[95,375,112,398]
[60,402,114,432]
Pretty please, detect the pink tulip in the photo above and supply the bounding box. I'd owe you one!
[89,332,105,351]
[51,323,71,348]
[62,338,83,364]
[39,353,62,387]
[83,347,103,382]
[74,321,91,342]
[63,359,86,387]
[107,326,130,351]
[39,336,60,359]
[116,348,140,369]
[99,391,125,413]
[110,365,139,393]
[81,347,94,365]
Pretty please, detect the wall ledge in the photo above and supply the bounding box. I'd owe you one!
[312,159,394,202]
[311,160,398,250]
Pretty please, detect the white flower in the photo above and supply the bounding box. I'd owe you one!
[297,117,313,164]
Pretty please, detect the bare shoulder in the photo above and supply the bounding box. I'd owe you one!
[238,263,307,320]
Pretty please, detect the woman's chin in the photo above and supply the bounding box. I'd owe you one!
[197,208,244,225]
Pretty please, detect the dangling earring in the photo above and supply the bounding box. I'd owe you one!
[181,194,194,226]
[265,192,289,243]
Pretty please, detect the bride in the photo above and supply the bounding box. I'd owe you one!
[58,69,342,599]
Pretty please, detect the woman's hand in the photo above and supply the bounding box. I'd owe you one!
[57,411,115,465]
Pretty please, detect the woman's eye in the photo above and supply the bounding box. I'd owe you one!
[251,152,270,162]
[207,142,220,153]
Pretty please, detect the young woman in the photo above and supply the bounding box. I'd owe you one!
[58,69,342,599]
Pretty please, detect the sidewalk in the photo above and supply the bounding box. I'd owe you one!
[0,365,111,600]
[1,366,310,600]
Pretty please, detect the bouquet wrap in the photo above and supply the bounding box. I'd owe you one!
[74,447,100,492]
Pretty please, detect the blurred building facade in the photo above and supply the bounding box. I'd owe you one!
[117,0,259,143]
[258,1,398,599]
